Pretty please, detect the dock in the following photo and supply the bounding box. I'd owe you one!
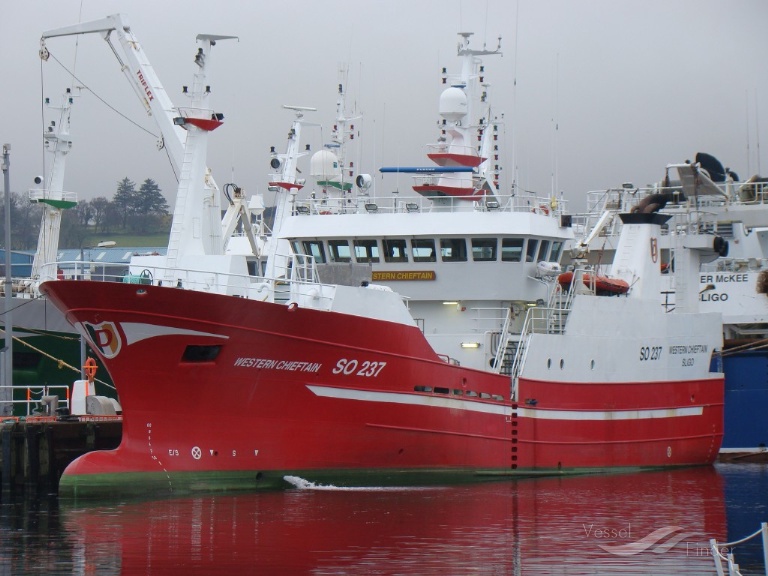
[0,417,121,498]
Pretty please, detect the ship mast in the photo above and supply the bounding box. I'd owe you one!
[41,14,234,254]
[162,34,235,277]
[265,106,316,279]
[28,88,78,293]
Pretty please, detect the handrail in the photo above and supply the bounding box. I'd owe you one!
[52,253,325,294]
[711,522,768,576]
[492,307,513,374]
[8,385,71,416]
[509,309,537,399]
[45,251,407,315]
[293,192,568,216]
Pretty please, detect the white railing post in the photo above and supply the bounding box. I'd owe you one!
[711,538,725,576]
[727,553,739,576]
[762,522,768,576]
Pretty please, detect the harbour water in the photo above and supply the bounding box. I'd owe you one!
[1,463,766,575]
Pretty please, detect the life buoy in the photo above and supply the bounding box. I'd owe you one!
[539,204,550,215]
[84,357,98,383]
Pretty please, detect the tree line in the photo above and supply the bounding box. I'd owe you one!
[1,177,170,250]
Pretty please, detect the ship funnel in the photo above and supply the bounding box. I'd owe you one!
[610,212,670,299]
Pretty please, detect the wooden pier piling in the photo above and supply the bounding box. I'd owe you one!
[0,418,121,497]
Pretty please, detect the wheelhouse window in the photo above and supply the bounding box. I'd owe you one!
[537,240,551,262]
[526,239,539,262]
[302,240,326,264]
[411,238,436,262]
[246,259,263,276]
[328,240,352,263]
[383,239,409,263]
[501,238,524,262]
[353,239,380,263]
[471,238,497,261]
[440,238,467,262]
[551,240,564,262]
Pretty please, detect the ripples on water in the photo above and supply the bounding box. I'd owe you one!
[1,464,766,575]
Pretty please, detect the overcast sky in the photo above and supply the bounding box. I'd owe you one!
[3,0,767,213]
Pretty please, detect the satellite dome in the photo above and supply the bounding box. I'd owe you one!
[310,149,341,179]
[439,86,468,122]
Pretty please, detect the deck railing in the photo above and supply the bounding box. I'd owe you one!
[49,252,340,312]
[293,192,568,217]
[711,522,768,576]
[4,385,70,417]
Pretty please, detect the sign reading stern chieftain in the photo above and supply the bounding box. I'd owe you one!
[372,271,437,281]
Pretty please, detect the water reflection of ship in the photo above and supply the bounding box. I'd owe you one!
[54,468,726,574]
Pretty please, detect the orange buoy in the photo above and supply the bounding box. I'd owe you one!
[84,357,98,383]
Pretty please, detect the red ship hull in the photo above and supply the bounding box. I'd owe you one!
[41,280,723,498]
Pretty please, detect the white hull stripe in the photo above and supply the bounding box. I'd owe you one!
[120,322,229,345]
[307,385,704,421]
[307,385,509,415]
[520,406,703,420]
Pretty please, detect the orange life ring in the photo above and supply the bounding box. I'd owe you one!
[84,357,98,382]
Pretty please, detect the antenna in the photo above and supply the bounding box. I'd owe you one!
[282,105,317,112]
[746,89,752,176]
[756,88,762,175]
[551,52,560,197]
[511,0,520,194]
[282,105,317,120]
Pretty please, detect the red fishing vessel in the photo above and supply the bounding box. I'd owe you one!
[40,20,725,499]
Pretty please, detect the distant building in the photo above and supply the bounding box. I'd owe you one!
[56,247,167,281]
[0,250,34,278]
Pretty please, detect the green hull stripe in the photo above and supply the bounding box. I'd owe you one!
[58,464,692,501]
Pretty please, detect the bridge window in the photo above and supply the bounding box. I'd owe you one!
[501,238,524,262]
[440,238,467,262]
[472,238,497,261]
[537,240,551,262]
[411,238,437,262]
[328,240,352,263]
[302,241,326,264]
[353,239,380,263]
[551,240,564,262]
[526,239,539,262]
[383,239,409,263]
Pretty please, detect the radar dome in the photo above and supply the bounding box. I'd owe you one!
[439,87,468,122]
[310,149,341,179]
